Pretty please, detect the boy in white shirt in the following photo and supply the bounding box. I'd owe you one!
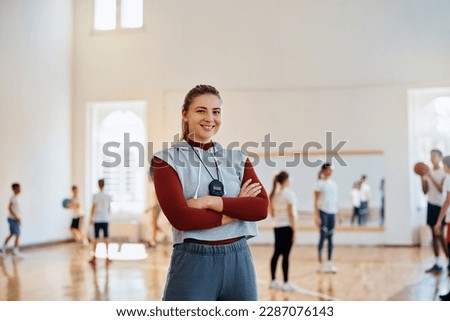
[2,183,23,257]
[69,185,89,246]
[89,179,112,264]
[422,149,448,273]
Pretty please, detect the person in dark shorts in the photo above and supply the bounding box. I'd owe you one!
[88,179,112,265]
[2,183,23,258]
[421,149,448,273]
[69,185,89,245]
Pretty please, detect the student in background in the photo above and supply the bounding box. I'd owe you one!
[314,164,341,273]
[88,179,112,265]
[269,171,298,292]
[422,149,448,273]
[2,183,23,258]
[69,185,89,246]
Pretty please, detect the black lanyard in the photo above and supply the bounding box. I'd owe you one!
[189,143,224,196]
[189,144,221,181]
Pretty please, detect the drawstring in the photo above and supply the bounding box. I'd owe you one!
[193,148,202,199]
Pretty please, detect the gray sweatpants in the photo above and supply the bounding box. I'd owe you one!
[163,237,258,301]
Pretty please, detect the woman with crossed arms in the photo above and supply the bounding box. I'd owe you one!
[151,85,268,301]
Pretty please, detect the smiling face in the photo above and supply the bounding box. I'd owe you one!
[182,94,222,143]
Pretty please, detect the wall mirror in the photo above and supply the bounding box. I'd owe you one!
[253,151,385,230]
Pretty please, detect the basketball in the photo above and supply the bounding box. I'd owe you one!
[414,162,429,176]
[62,198,71,209]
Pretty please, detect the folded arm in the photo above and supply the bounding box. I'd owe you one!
[220,158,269,221]
[152,157,223,231]
[152,157,268,231]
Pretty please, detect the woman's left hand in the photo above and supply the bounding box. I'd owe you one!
[239,179,262,197]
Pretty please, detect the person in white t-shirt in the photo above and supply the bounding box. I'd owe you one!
[434,155,450,300]
[269,171,298,292]
[89,179,112,265]
[2,183,23,257]
[422,149,448,273]
[314,163,341,273]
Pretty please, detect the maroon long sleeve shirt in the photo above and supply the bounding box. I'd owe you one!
[151,141,269,232]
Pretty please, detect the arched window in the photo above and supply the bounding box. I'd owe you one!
[414,97,450,159]
[89,102,147,215]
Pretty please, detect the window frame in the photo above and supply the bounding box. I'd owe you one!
[92,0,145,33]
[86,101,148,217]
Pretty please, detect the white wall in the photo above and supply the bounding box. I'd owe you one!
[73,0,450,245]
[0,0,73,245]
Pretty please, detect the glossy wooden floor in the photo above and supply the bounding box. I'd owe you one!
[0,242,449,301]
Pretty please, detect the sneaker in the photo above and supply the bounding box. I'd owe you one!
[425,264,442,273]
[318,262,338,273]
[270,280,282,289]
[326,262,338,273]
[12,248,23,258]
[439,291,450,301]
[282,283,298,292]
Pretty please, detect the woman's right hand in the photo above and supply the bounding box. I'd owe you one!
[239,179,262,197]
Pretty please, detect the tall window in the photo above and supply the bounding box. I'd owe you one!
[89,102,147,215]
[94,0,143,31]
